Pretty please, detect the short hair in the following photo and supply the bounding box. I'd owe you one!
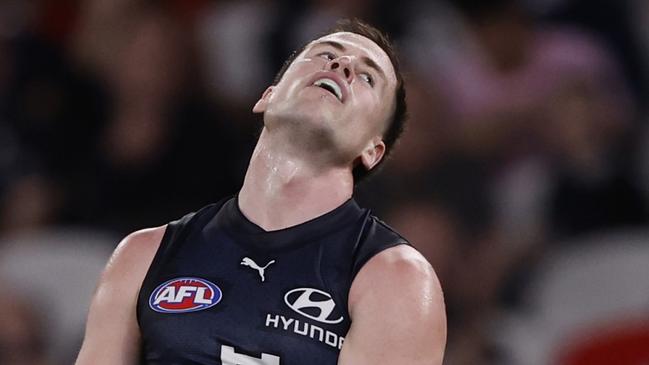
[272,18,407,183]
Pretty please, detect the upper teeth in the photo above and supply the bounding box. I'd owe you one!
[313,78,342,100]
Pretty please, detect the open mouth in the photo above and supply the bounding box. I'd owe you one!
[313,78,343,101]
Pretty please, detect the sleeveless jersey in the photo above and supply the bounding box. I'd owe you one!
[136,196,408,365]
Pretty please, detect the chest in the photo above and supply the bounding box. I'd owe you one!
[137,230,352,364]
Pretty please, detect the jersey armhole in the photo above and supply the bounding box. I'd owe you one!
[135,198,231,328]
[350,240,409,281]
[350,217,410,282]
[135,214,193,329]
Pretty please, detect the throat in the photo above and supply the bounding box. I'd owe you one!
[238,128,354,231]
[240,171,353,231]
[240,169,352,231]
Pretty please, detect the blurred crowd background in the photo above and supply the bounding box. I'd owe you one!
[1,0,648,364]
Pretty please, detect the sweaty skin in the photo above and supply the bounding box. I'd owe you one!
[76,31,446,365]
[76,227,165,365]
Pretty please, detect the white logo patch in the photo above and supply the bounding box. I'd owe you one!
[284,288,344,324]
[241,257,275,282]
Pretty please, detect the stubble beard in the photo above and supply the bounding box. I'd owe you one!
[264,104,349,165]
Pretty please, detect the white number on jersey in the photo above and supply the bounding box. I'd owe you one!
[220,345,280,365]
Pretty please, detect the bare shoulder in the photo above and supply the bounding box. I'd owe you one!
[76,226,167,364]
[341,245,446,365]
[109,226,166,270]
[95,225,168,301]
[349,244,444,311]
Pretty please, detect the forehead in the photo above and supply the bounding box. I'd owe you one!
[304,31,397,85]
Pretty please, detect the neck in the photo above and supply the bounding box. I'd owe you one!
[238,128,354,231]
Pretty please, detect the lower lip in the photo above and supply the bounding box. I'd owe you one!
[310,86,341,102]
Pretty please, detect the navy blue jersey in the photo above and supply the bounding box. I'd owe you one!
[137,196,408,364]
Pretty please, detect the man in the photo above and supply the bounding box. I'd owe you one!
[76,19,446,364]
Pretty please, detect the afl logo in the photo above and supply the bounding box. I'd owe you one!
[149,277,222,313]
[284,288,343,324]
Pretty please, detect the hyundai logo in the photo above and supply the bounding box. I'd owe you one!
[284,288,343,324]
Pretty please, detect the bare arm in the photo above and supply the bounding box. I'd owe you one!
[338,245,447,365]
[76,226,166,365]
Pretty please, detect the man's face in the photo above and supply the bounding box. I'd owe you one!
[253,31,398,170]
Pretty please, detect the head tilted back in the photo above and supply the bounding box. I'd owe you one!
[272,18,407,184]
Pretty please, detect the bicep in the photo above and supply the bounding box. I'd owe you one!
[76,271,142,364]
[76,227,165,365]
[338,246,447,365]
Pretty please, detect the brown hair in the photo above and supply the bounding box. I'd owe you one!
[272,18,407,183]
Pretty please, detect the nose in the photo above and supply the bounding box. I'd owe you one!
[327,56,354,82]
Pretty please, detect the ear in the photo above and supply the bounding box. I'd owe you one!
[252,86,275,113]
[360,138,386,171]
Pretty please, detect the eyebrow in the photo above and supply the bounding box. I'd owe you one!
[314,40,387,83]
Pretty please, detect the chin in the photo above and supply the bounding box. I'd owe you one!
[271,99,337,128]
[270,111,342,149]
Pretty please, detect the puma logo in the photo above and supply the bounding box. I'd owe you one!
[241,257,275,282]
